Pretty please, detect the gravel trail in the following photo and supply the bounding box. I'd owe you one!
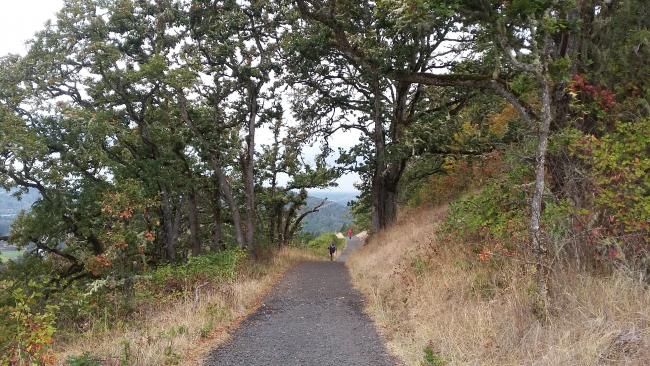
[204,237,396,366]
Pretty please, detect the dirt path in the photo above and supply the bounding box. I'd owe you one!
[204,237,396,365]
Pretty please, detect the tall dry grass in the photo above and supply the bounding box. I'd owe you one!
[348,206,650,365]
[56,247,318,365]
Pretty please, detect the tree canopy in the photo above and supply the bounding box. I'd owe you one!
[1,0,648,362]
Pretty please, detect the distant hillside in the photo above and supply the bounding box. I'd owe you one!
[308,191,358,206]
[0,190,39,237]
[301,196,353,235]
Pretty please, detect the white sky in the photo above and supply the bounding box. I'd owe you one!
[0,0,360,193]
[0,0,64,55]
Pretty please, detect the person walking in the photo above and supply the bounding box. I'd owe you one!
[328,240,337,261]
[347,228,353,239]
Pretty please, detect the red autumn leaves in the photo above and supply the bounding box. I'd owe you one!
[569,74,616,111]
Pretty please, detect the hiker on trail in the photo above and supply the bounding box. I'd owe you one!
[328,240,337,261]
[347,228,353,239]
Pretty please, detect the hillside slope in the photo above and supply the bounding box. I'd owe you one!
[347,206,650,365]
[0,190,39,236]
[300,197,352,235]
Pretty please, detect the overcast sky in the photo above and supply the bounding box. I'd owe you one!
[0,0,64,55]
[0,0,360,194]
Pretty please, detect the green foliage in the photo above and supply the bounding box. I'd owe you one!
[0,279,58,365]
[0,0,647,359]
[151,249,247,292]
[400,152,505,208]
[447,181,527,242]
[199,319,215,339]
[349,194,372,232]
[0,250,23,262]
[65,352,101,366]
[422,345,447,366]
[574,120,650,235]
[163,343,181,365]
[305,233,345,257]
[444,142,536,241]
[411,256,429,277]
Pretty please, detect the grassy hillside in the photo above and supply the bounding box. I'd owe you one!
[348,206,650,365]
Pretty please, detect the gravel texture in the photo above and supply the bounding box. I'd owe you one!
[204,237,396,366]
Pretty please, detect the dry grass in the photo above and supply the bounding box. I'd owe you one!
[348,206,650,366]
[56,247,318,366]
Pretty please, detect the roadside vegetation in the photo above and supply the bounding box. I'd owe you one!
[0,0,648,365]
[303,232,346,259]
[350,204,650,365]
[39,248,315,365]
[349,138,649,365]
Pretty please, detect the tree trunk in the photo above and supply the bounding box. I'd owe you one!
[531,68,553,315]
[188,189,201,256]
[242,84,259,249]
[371,167,401,231]
[160,186,177,262]
[173,146,202,256]
[276,206,285,246]
[161,189,184,263]
[268,201,282,246]
[177,91,245,249]
[210,181,223,251]
[370,74,388,232]
[171,196,183,259]
[212,160,246,248]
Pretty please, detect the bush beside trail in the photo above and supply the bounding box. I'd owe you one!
[304,233,346,258]
[1,247,317,365]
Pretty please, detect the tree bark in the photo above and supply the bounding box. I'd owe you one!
[210,180,223,251]
[370,74,388,232]
[160,187,183,262]
[530,49,554,314]
[188,189,201,256]
[242,84,260,249]
[213,160,246,248]
[174,146,202,256]
[286,200,326,245]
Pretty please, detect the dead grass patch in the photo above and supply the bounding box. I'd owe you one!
[56,247,318,366]
[348,206,650,365]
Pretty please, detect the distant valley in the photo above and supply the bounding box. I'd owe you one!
[0,190,39,237]
[0,190,355,238]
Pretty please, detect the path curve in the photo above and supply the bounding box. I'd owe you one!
[204,237,396,366]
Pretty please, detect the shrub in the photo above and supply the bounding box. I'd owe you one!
[446,181,527,243]
[0,280,58,365]
[561,119,650,268]
[151,249,247,292]
[401,151,506,208]
[65,352,101,366]
[422,345,447,366]
[574,120,649,235]
[306,233,345,257]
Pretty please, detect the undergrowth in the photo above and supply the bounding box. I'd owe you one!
[13,247,319,365]
[348,206,650,365]
[301,232,346,259]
